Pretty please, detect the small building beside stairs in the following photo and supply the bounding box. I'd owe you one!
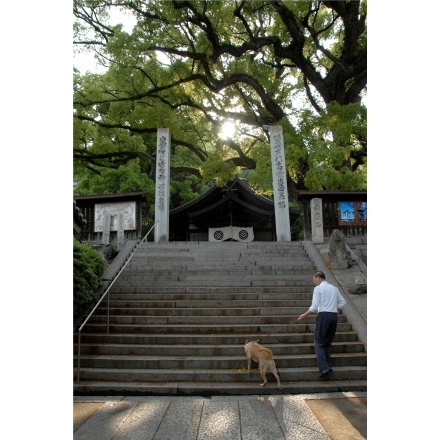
[74,191,146,244]
[297,190,367,240]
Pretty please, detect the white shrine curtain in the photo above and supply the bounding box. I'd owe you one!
[208,226,254,242]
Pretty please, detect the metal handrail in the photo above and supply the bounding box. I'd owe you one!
[76,221,157,382]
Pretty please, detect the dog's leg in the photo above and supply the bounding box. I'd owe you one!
[269,361,282,389]
[274,372,282,390]
[247,357,251,375]
[259,363,268,387]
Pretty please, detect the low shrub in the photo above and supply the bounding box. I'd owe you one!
[73,239,106,320]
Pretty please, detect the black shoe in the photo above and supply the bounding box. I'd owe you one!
[319,369,333,378]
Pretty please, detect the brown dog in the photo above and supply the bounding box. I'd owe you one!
[244,340,282,389]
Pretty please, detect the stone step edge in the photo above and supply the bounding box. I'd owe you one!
[73,380,367,396]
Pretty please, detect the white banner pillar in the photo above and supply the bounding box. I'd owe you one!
[311,197,324,244]
[269,125,291,241]
[154,128,171,243]
[102,210,111,245]
[116,212,125,250]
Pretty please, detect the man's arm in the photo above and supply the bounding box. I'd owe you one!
[298,310,314,321]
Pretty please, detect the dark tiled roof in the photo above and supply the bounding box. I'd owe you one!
[74,191,146,202]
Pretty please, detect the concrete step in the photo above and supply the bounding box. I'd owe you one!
[114,272,314,281]
[75,331,361,345]
[136,242,306,250]
[74,366,368,383]
[74,352,367,370]
[81,314,347,325]
[96,300,310,316]
[120,267,316,275]
[112,279,314,288]
[74,365,367,385]
[79,322,354,334]
[75,341,366,356]
[99,299,312,308]
[84,311,346,323]
[107,290,312,297]
[73,378,367,396]
[108,287,314,295]
[135,256,311,263]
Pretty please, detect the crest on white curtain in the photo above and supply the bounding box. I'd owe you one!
[209,226,254,242]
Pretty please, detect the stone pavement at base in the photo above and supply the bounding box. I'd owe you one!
[74,392,367,440]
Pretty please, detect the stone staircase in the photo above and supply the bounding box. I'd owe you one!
[73,241,367,396]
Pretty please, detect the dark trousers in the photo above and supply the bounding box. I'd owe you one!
[314,312,338,374]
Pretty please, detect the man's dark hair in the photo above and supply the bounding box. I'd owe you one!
[314,271,326,280]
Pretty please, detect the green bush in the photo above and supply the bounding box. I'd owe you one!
[73,239,106,320]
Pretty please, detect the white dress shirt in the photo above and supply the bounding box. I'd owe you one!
[309,280,346,313]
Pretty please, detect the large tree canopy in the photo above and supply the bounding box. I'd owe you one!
[73,0,367,204]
